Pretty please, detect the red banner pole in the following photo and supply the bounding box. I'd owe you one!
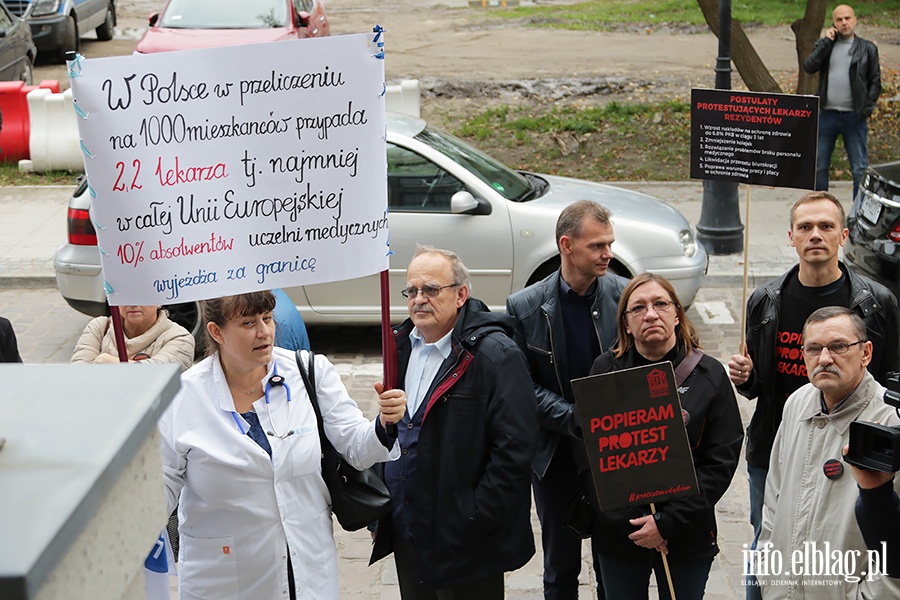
[380,269,397,390]
[109,306,129,363]
[380,269,398,437]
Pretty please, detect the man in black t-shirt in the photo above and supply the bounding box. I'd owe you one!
[727,190,899,600]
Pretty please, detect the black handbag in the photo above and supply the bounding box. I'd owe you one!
[295,350,392,531]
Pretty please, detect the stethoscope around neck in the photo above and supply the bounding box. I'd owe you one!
[230,362,295,439]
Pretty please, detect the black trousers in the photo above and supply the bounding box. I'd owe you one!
[393,535,504,600]
[532,441,605,600]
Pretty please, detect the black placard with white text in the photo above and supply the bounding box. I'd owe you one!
[690,88,818,189]
[572,362,698,512]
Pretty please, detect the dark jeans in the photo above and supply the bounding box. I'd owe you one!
[393,535,504,600]
[532,441,605,600]
[816,109,868,201]
[596,554,713,600]
[745,464,767,600]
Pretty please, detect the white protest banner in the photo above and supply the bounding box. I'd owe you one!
[69,32,388,306]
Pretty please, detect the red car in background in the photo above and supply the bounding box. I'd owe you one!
[134,0,329,54]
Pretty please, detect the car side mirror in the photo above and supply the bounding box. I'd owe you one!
[451,191,491,215]
[149,12,159,27]
[296,11,310,27]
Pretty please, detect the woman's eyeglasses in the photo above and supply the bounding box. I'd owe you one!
[623,299,676,318]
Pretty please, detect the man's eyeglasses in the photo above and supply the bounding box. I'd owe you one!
[801,340,866,357]
[623,299,677,318]
[401,283,460,299]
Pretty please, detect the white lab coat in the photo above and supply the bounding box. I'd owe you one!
[159,348,399,600]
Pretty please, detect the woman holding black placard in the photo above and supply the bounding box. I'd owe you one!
[586,273,743,600]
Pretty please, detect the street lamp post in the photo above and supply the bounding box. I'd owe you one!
[697,0,743,254]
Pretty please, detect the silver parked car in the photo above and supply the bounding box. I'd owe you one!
[55,112,707,337]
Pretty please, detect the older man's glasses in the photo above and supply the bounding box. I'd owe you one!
[623,300,676,318]
[401,283,460,299]
[801,340,865,357]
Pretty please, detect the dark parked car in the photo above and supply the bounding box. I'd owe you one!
[4,0,114,64]
[0,0,36,84]
[846,161,900,299]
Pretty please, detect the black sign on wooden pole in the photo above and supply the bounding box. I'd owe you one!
[690,88,819,190]
[572,362,698,512]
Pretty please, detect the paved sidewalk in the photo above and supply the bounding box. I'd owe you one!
[0,185,70,287]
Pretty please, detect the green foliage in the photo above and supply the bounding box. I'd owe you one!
[491,0,900,29]
[439,69,900,182]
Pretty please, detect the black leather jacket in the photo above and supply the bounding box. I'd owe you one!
[803,34,881,119]
[370,298,538,586]
[738,263,899,469]
[506,270,628,478]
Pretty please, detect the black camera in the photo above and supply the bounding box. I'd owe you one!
[845,372,900,473]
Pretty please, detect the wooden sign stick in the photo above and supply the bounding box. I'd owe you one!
[650,502,677,599]
[740,185,752,355]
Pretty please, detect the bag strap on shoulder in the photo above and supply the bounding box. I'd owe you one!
[296,351,336,473]
[296,349,323,426]
[674,349,704,387]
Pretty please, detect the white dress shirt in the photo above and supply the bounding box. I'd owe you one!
[404,328,452,416]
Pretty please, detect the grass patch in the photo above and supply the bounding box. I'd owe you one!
[492,0,900,30]
[438,69,900,182]
[0,164,81,186]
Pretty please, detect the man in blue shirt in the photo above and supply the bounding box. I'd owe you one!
[370,246,538,600]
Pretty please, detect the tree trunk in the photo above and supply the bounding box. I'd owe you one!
[791,0,827,95]
[697,0,782,93]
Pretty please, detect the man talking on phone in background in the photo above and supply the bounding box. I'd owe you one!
[803,4,881,202]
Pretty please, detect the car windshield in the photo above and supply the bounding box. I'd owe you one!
[415,126,533,201]
[159,0,290,29]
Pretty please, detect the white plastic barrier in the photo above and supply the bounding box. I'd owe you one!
[19,88,84,173]
[385,79,421,117]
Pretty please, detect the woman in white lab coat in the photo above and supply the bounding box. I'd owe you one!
[159,291,406,600]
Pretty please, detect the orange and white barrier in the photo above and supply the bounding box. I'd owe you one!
[19,87,84,173]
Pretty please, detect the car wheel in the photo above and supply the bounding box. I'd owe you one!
[526,257,633,288]
[55,15,78,64]
[20,57,34,86]
[607,261,631,279]
[96,3,115,41]
[526,257,561,287]
[165,301,206,359]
